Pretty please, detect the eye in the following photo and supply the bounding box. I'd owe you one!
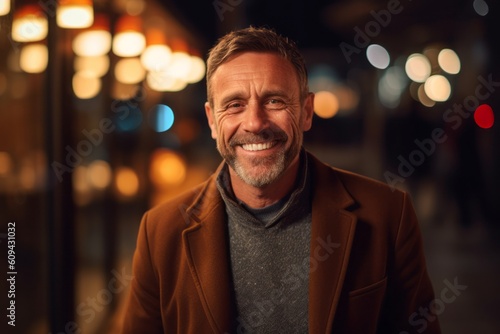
[225,102,246,113]
[266,99,286,110]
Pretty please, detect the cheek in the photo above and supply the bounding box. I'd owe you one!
[281,110,303,139]
[216,116,238,144]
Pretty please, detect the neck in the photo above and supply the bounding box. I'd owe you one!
[229,155,300,209]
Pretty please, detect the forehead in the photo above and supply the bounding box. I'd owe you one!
[210,52,300,98]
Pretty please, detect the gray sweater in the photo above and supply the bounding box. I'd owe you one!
[216,152,312,333]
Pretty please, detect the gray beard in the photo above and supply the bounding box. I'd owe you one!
[220,143,300,188]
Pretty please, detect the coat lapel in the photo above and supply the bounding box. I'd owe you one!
[181,155,357,333]
[308,154,357,333]
[182,174,234,333]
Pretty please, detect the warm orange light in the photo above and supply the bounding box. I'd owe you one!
[186,54,206,84]
[140,28,172,71]
[88,160,112,190]
[57,0,94,29]
[12,5,48,42]
[163,39,192,79]
[72,14,111,57]
[73,71,101,99]
[72,165,92,206]
[74,55,110,78]
[405,53,431,83]
[0,0,11,16]
[115,167,140,197]
[417,84,435,107]
[314,91,339,118]
[146,71,187,92]
[112,15,145,57]
[438,48,461,75]
[424,75,451,102]
[150,149,186,187]
[114,58,146,84]
[20,44,48,73]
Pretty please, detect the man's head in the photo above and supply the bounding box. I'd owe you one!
[205,27,314,189]
[206,27,309,106]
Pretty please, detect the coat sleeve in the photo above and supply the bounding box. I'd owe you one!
[378,192,442,334]
[121,212,164,333]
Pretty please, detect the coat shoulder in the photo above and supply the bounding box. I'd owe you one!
[140,175,220,238]
[332,167,405,201]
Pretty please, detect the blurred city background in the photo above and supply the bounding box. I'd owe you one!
[0,0,499,333]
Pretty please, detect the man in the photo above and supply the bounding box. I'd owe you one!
[122,27,441,333]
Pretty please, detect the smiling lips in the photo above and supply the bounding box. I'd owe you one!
[241,141,277,151]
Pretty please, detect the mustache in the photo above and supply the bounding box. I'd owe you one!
[229,128,288,147]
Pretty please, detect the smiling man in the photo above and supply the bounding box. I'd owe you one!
[122,27,441,334]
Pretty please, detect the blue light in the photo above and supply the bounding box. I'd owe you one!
[114,104,143,132]
[149,104,175,132]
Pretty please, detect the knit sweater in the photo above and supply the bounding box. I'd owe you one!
[216,151,312,333]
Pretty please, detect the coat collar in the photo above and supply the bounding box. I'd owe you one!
[182,152,357,333]
[307,153,357,333]
[181,163,235,333]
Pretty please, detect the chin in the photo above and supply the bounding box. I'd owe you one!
[234,162,285,188]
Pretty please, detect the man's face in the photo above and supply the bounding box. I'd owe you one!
[205,52,314,188]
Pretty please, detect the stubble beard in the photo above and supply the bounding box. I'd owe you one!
[217,130,301,188]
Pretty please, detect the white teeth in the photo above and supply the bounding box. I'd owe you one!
[241,142,274,151]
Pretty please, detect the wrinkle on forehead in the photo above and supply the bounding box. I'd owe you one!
[210,52,301,107]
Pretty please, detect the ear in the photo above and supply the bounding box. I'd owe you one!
[205,101,218,139]
[302,92,314,131]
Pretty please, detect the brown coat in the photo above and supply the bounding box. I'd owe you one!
[122,152,441,334]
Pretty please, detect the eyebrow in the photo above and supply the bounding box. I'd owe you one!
[219,92,246,108]
[218,89,291,107]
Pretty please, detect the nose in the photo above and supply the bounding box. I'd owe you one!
[241,101,268,133]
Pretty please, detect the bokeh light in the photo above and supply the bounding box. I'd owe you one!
[185,55,206,84]
[114,57,146,84]
[146,71,187,92]
[149,104,175,132]
[12,5,48,42]
[20,44,48,73]
[474,104,494,129]
[112,15,145,57]
[378,66,407,108]
[313,91,339,119]
[366,44,390,70]
[141,44,172,71]
[0,1,10,16]
[308,64,338,93]
[424,75,451,102]
[57,0,94,29]
[73,72,101,99]
[114,104,143,132]
[473,0,489,16]
[150,149,187,187]
[405,53,431,83]
[417,84,436,107]
[72,14,111,57]
[115,167,139,197]
[438,49,461,74]
[88,160,112,190]
[113,31,146,57]
[74,55,110,78]
[164,51,192,79]
[72,165,89,191]
[0,151,12,175]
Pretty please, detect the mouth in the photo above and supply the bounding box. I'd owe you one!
[240,141,277,152]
